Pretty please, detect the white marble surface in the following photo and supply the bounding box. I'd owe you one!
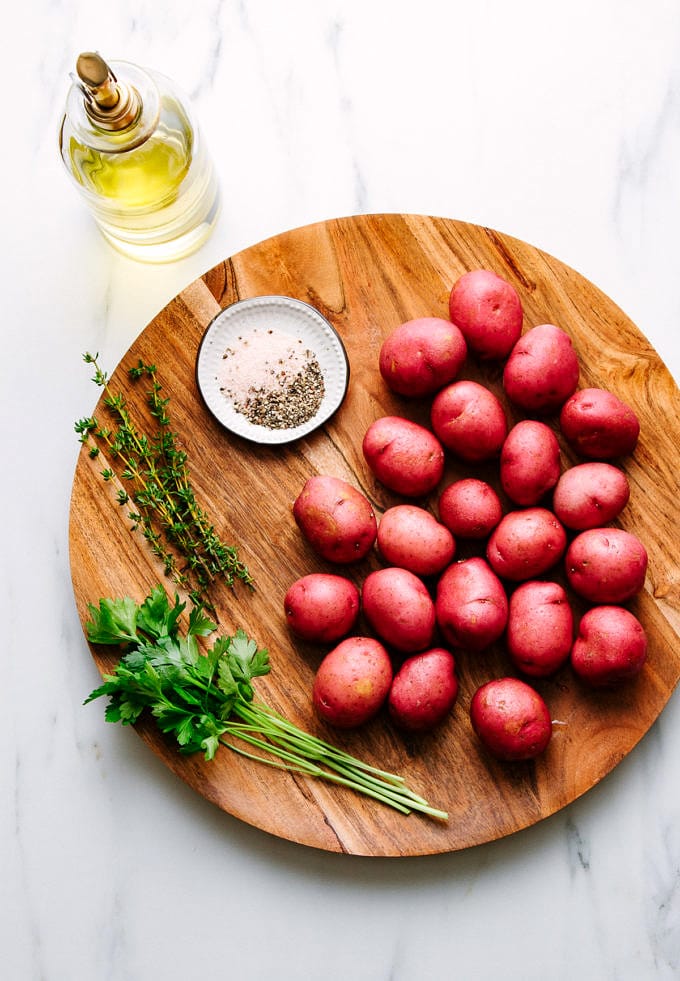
[3,1,680,978]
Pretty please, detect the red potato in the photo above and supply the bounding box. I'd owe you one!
[430,380,507,463]
[559,388,640,459]
[435,557,508,651]
[362,415,445,497]
[388,648,459,732]
[293,475,377,564]
[571,605,648,687]
[438,478,503,539]
[487,507,567,581]
[503,323,580,414]
[362,567,436,653]
[378,317,467,397]
[448,268,523,360]
[470,677,552,761]
[313,637,393,728]
[507,581,573,677]
[565,528,648,603]
[377,504,455,577]
[284,573,360,644]
[500,420,561,506]
[552,462,630,530]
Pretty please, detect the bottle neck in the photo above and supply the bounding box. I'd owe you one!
[65,60,161,153]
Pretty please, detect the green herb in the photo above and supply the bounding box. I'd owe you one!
[85,585,448,821]
[75,353,253,609]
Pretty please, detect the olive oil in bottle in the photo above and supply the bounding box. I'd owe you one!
[59,52,220,262]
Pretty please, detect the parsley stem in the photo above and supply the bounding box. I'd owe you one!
[223,707,446,818]
[220,736,414,815]
[232,702,410,785]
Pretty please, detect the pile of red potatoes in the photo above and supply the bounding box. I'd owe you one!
[283,269,648,762]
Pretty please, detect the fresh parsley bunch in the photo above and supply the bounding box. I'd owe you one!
[85,586,447,820]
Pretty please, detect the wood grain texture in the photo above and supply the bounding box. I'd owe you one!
[69,214,680,856]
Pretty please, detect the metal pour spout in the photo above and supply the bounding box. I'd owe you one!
[75,51,141,130]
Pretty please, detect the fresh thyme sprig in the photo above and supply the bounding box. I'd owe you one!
[84,586,448,821]
[75,353,253,608]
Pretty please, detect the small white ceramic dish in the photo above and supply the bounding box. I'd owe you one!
[196,295,350,445]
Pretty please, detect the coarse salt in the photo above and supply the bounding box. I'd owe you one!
[218,327,308,397]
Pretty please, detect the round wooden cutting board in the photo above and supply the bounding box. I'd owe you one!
[69,214,680,857]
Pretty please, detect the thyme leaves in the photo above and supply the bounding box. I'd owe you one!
[75,353,253,608]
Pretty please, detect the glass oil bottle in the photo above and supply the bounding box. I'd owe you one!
[59,52,220,262]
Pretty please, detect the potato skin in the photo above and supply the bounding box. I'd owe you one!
[487,508,567,581]
[470,677,552,761]
[500,420,561,506]
[559,388,640,459]
[388,648,459,732]
[503,324,580,414]
[284,573,360,644]
[362,415,445,497]
[362,567,436,653]
[293,475,377,564]
[438,478,503,539]
[448,269,523,360]
[552,462,630,530]
[507,581,573,677]
[377,504,455,577]
[430,380,508,463]
[565,528,648,603]
[313,637,393,728]
[571,605,648,687]
[435,557,508,651]
[378,317,467,397]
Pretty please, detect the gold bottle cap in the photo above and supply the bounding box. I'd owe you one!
[75,52,141,130]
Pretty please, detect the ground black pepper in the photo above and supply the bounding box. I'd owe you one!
[236,358,325,429]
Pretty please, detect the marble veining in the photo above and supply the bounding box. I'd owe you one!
[2,1,680,979]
